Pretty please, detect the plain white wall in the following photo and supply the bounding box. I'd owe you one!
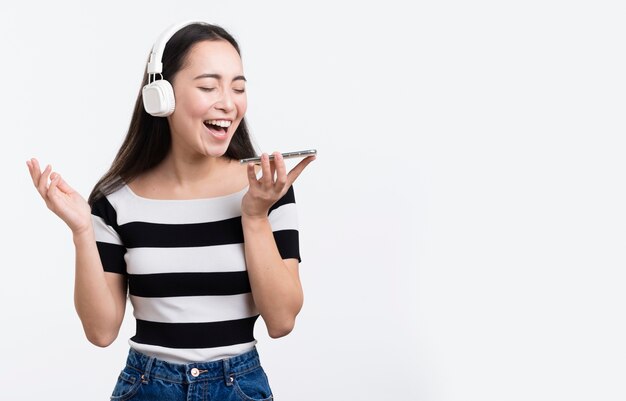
[4,1,625,400]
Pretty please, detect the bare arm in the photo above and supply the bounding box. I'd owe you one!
[242,215,303,338]
[241,152,315,338]
[73,228,127,347]
[27,158,127,346]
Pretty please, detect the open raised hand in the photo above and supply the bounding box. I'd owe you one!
[241,151,316,219]
[26,158,92,236]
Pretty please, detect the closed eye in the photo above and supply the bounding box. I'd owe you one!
[199,87,215,92]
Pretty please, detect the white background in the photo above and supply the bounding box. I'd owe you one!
[3,1,625,400]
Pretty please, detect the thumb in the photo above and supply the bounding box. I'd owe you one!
[50,173,75,195]
[286,155,316,186]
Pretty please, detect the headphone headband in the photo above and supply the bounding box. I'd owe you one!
[146,20,207,75]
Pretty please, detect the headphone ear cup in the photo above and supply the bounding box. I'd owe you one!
[142,80,175,117]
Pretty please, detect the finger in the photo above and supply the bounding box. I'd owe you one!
[48,173,61,200]
[26,160,35,183]
[36,164,52,196]
[273,152,288,187]
[270,164,276,181]
[32,158,42,175]
[28,158,42,187]
[246,162,258,186]
[269,151,280,182]
[286,155,316,187]
[260,153,272,185]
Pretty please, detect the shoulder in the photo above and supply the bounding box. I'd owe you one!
[91,189,123,227]
[91,181,129,215]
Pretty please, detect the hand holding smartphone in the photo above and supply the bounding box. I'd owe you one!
[239,149,317,165]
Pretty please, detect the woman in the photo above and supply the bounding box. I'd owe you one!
[26,21,315,400]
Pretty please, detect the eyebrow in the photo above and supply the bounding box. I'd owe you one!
[193,73,247,82]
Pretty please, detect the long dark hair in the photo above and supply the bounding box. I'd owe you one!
[88,23,257,206]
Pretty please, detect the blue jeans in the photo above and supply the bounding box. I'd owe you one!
[110,347,273,400]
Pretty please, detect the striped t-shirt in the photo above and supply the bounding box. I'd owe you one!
[91,181,300,363]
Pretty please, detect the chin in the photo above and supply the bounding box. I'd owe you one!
[198,124,237,158]
[204,144,231,158]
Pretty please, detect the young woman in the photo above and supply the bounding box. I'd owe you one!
[26,21,315,400]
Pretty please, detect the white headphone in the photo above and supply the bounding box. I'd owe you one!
[142,21,208,117]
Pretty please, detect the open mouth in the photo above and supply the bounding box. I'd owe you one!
[204,119,232,138]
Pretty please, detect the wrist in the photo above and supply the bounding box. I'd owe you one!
[72,226,95,246]
[241,213,269,227]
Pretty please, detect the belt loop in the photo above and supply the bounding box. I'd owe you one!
[223,357,233,386]
[142,355,156,383]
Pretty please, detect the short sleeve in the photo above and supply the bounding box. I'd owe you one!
[268,185,301,262]
[91,195,127,274]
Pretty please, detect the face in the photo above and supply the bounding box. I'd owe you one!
[167,40,247,159]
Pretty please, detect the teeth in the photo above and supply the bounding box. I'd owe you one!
[205,120,232,128]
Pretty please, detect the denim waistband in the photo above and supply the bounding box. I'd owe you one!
[124,347,262,385]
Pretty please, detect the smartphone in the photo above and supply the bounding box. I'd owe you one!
[239,149,317,164]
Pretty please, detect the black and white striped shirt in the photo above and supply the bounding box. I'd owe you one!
[91,182,300,363]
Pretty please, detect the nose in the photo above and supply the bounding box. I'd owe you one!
[214,88,235,113]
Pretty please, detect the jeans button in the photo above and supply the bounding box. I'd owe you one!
[191,368,200,377]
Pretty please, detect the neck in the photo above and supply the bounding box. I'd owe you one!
[158,147,231,189]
